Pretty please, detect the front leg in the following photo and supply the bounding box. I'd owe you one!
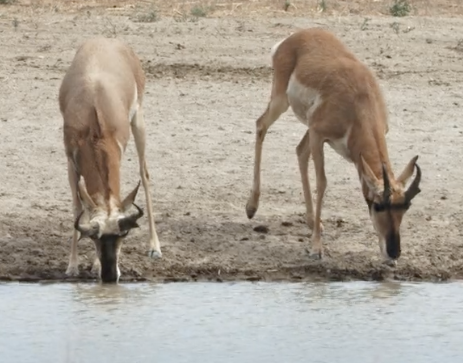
[296,129,324,233]
[141,159,162,258]
[130,108,162,258]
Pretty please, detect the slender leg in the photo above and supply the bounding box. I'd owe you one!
[245,95,289,218]
[296,129,324,233]
[66,159,82,276]
[308,131,327,259]
[130,107,162,258]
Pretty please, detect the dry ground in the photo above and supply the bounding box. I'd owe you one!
[0,1,462,283]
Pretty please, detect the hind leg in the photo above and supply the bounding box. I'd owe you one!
[65,159,82,276]
[245,95,289,218]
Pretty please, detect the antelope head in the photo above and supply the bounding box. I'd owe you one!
[74,178,144,283]
[361,155,422,261]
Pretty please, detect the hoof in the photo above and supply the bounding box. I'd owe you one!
[148,249,162,259]
[383,259,397,267]
[306,247,323,260]
[245,203,257,219]
[65,266,79,277]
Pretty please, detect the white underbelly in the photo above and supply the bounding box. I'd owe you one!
[287,73,353,162]
[327,134,352,162]
[286,73,322,127]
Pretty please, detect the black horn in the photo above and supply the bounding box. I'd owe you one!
[118,203,144,232]
[404,162,421,202]
[382,163,391,203]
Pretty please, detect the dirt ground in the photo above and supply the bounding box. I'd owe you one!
[0,1,462,283]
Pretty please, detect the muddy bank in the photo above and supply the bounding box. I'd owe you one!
[0,211,459,283]
[1,8,463,284]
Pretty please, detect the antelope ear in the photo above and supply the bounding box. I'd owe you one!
[397,155,419,187]
[77,177,97,211]
[122,181,141,212]
[360,154,382,196]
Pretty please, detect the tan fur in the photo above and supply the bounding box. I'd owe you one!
[59,37,162,280]
[246,28,421,261]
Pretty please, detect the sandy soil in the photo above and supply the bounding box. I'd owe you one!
[0,1,462,283]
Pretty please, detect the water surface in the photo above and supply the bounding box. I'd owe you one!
[0,281,462,363]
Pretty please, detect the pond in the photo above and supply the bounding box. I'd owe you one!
[1,281,462,363]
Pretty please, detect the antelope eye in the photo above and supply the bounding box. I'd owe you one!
[373,203,385,212]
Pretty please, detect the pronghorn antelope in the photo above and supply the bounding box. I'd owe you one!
[245,28,421,262]
[59,37,161,283]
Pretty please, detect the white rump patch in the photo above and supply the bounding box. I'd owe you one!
[286,73,322,126]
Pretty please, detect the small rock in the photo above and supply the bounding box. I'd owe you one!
[336,218,346,227]
[281,221,293,227]
[253,225,269,234]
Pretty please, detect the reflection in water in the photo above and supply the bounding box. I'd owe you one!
[71,282,155,310]
[1,281,463,363]
[369,280,407,300]
[292,280,407,309]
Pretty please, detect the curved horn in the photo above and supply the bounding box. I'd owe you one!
[404,163,421,202]
[382,163,391,203]
[118,203,144,232]
[74,211,100,238]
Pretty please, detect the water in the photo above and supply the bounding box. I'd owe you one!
[0,281,462,363]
